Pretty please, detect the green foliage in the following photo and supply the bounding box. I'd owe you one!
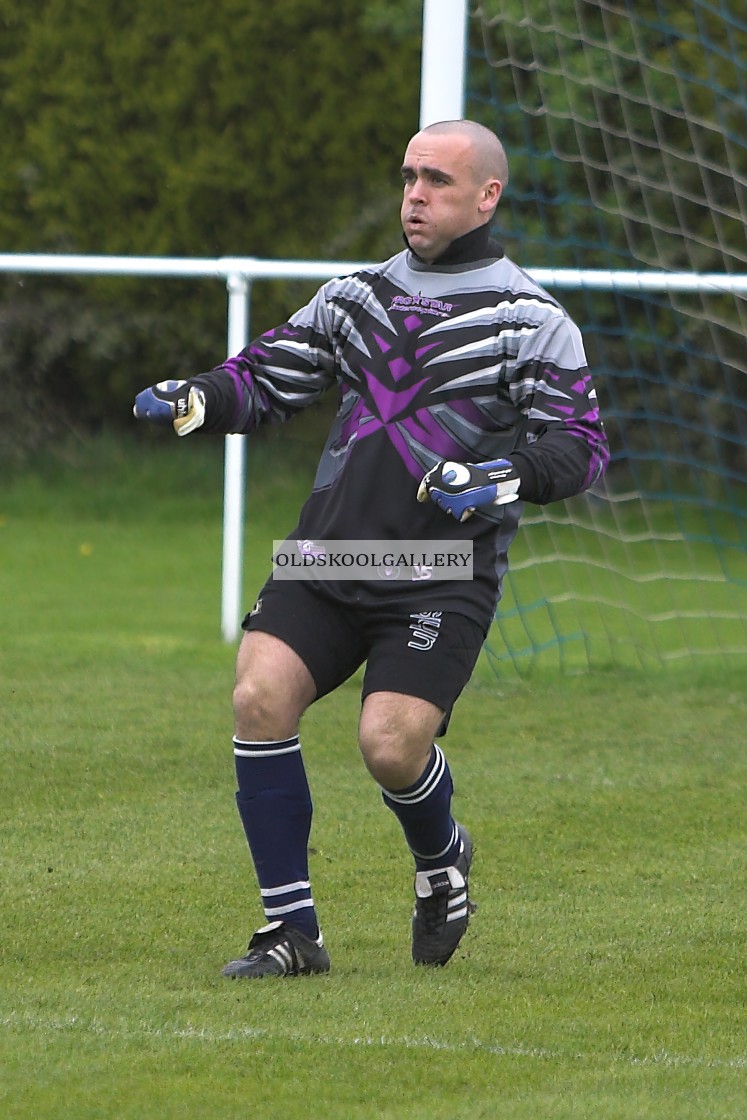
[0,0,419,260]
[0,0,421,459]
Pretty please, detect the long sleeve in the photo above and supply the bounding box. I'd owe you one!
[190,284,339,433]
[504,315,609,503]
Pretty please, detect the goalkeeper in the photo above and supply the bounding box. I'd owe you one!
[134,119,609,979]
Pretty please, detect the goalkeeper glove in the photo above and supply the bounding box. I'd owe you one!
[417,458,520,522]
[133,380,206,436]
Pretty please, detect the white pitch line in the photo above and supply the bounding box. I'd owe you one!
[2,1013,746,1071]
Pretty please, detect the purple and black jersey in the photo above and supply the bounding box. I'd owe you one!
[193,229,609,625]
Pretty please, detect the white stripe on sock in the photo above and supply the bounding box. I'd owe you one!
[264,899,315,917]
[260,880,310,897]
[382,746,446,806]
[233,742,301,758]
[410,822,459,862]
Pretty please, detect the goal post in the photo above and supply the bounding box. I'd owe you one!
[420,0,468,125]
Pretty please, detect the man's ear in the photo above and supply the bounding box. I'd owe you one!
[479,179,502,214]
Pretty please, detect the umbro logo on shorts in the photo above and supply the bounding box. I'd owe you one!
[407,611,442,651]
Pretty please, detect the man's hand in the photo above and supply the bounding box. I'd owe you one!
[417,458,520,522]
[133,380,206,436]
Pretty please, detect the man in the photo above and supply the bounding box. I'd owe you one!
[134,120,609,978]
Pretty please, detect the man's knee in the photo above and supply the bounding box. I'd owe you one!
[358,692,444,789]
[232,674,286,738]
[233,632,316,740]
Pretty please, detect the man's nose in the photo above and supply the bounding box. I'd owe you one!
[409,177,428,203]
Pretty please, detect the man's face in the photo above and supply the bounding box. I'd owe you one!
[400,132,501,263]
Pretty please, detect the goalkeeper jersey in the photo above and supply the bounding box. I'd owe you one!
[192,226,609,626]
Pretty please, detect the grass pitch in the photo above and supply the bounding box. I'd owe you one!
[1,436,746,1119]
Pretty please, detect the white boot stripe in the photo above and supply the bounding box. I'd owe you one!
[269,945,293,971]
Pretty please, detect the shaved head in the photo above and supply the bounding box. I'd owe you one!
[400,121,508,261]
[420,120,509,189]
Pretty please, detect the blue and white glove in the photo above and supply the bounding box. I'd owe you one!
[417,458,520,522]
[133,380,206,436]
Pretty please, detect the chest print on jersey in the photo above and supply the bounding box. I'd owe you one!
[334,310,483,477]
[388,294,455,319]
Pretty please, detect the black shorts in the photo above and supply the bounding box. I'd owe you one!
[242,580,487,732]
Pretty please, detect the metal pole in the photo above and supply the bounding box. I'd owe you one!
[221,272,251,643]
[420,0,468,127]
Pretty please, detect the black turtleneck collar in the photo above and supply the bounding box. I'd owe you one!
[404,223,504,270]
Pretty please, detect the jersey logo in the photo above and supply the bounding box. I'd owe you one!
[388,294,456,319]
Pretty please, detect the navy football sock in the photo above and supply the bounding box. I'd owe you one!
[381,744,461,871]
[232,736,320,941]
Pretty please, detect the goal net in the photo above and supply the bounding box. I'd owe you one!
[468,1,747,675]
